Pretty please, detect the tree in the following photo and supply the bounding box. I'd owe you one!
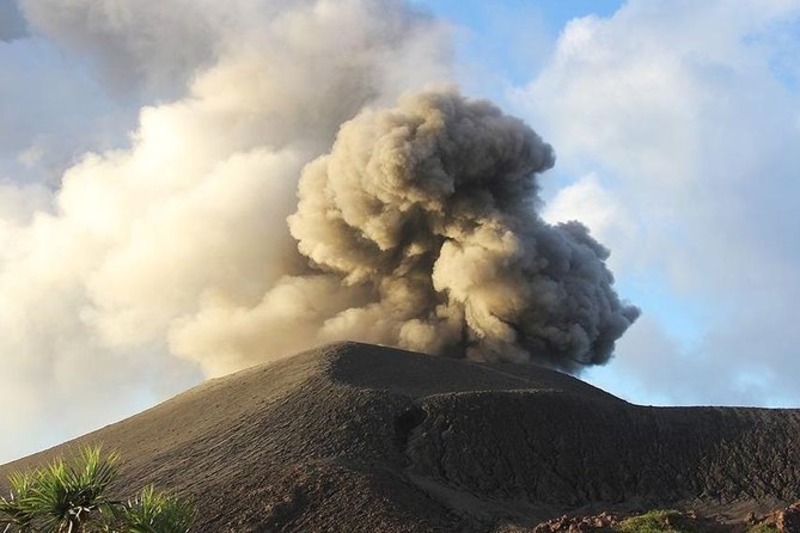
[0,447,193,533]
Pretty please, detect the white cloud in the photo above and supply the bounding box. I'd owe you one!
[519,0,800,405]
[542,173,637,268]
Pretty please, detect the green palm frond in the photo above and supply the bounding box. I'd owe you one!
[0,495,32,529]
[0,471,36,529]
[75,446,118,494]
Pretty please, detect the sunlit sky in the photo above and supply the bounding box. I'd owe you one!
[3,0,800,463]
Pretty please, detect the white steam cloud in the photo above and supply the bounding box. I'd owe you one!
[1,0,635,462]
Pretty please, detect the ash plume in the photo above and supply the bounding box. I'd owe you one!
[286,90,640,370]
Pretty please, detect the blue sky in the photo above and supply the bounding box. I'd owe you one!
[3,0,800,463]
[412,0,623,96]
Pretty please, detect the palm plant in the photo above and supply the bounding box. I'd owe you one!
[0,447,193,532]
[30,447,118,532]
[0,446,119,533]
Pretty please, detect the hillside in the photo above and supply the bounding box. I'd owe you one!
[3,342,800,531]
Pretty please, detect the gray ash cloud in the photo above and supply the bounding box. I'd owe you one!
[286,89,639,371]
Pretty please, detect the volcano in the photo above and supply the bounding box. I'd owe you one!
[3,342,800,531]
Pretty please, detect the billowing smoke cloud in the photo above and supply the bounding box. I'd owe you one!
[1,0,636,462]
[290,90,639,370]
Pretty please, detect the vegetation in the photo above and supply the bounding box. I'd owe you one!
[616,509,698,533]
[745,525,778,533]
[0,446,193,533]
[615,509,781,533]
[113,485,194,533]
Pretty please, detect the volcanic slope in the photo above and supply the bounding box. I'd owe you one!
[3,342,800,531]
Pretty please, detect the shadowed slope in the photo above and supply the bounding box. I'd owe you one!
[3,342,800,531]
